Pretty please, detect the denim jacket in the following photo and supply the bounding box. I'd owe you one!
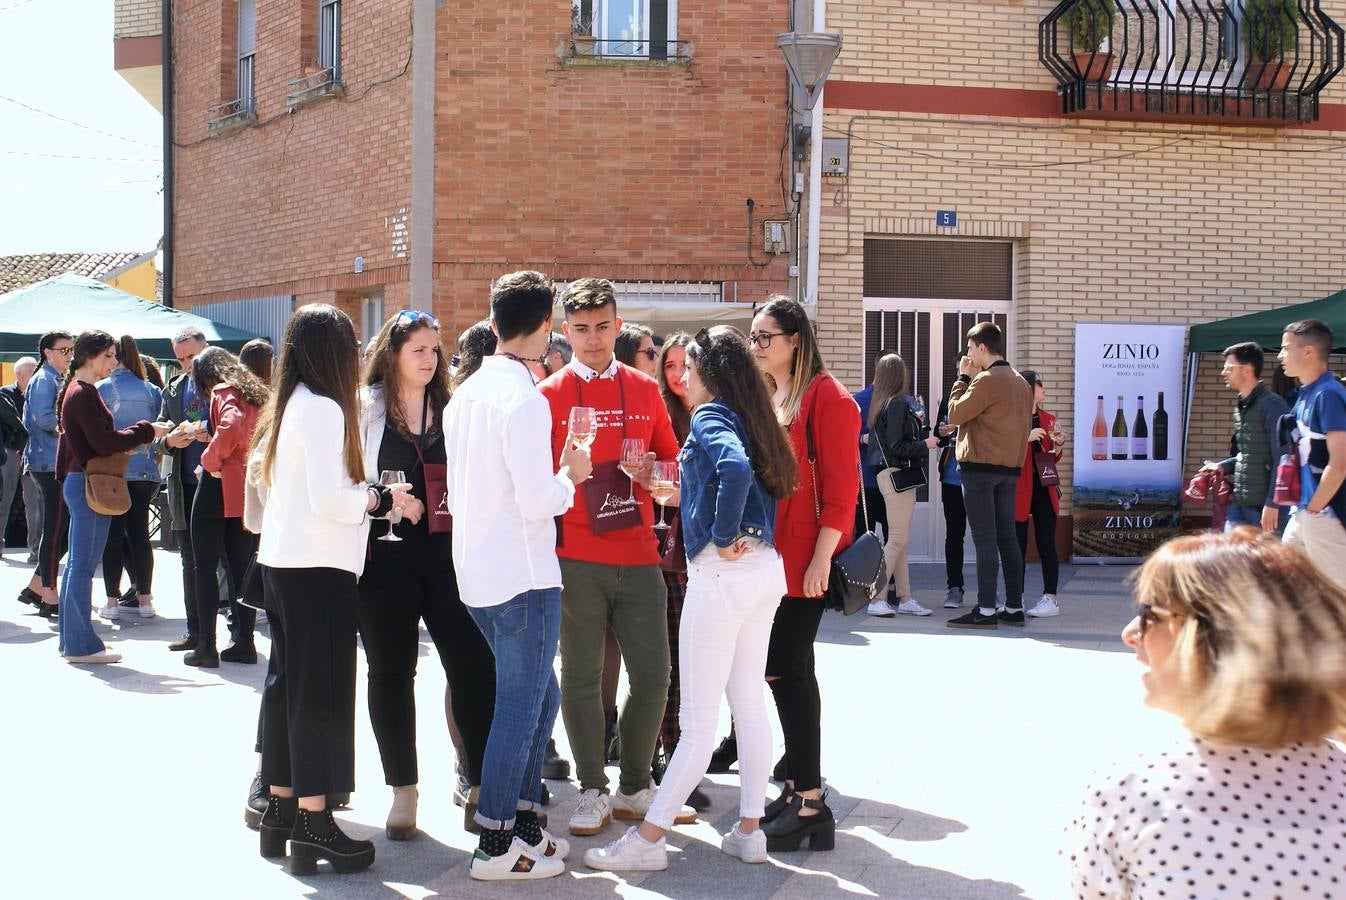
[21,361,62,473]
[97,367,163,482]
[678,400,776,561]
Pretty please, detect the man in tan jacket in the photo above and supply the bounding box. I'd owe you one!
[945,323,1033,629]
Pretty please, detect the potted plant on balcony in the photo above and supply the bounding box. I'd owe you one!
[1067,0,1115,81]
[1244,0,1298,91]
[572,2,596,56]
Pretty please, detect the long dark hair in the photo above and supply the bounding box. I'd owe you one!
[192,346,270,408]
[253,305,363,485]
[867,353,909,431]
[659,331,693,442]
[239,339,273,383]
[56,330,117,432]
[362,310,451,434]
[114,335,147,381]
[451,319,497,390]
[142,357,165,389]
[687,327,799,499]
[757,295,826,424]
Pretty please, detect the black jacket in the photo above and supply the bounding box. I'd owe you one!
[868,394,928,470]
[0,384,27,458]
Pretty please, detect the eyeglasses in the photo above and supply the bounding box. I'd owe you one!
[1137,603,1181,638]
[50,346,73,357]
[395,309,439,329]
[748,331,787,349]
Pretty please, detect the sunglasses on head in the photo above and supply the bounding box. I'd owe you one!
[395,309,439,329]
[688,328,712,355]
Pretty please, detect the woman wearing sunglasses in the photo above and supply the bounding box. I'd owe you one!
[1068,529,1346,898]
[616,323,660,380]
[356,309,496,841]
[584,326,798,871]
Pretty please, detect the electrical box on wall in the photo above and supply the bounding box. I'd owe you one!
[822,137,848,175]
[763,220,789,255]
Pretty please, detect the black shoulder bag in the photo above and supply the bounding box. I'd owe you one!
[806,421,887,616]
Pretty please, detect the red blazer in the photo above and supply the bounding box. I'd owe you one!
[776,373,862,598]
[1016,408,1062,521]
[201,386,261,519]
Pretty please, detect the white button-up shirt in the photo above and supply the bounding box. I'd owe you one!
[570,356,619,382]
[444,356,576,608]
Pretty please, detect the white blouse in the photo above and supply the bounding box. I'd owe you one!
[1067,736,1346,899]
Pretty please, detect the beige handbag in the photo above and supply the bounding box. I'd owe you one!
[84,453,132,516]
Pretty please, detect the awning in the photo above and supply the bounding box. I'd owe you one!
[1188,290,1346,353]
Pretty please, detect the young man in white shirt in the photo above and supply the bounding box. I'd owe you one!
[444,270,592,881]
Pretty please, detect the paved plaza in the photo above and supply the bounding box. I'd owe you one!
[0,545,1184,899]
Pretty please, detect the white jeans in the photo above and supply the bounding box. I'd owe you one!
[645,541,786,829]
[1284,508,1346,587]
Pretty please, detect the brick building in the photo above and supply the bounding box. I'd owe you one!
[118,1,793,344]
[812,0,1346,559]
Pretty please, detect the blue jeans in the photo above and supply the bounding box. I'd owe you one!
[468,587,562,831]
[1224,502,1289,536]
[58,473,112,658]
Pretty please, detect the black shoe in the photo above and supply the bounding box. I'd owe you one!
[328,792,351,809]
[259,794,298,858]
[117,588,139,608]
[772,753,789,782]
[17,587,41,608]
[707,736,738,774]
[603,710,621,764]
[246,775,268,830]
[184,646,220,668]
[168,636,198,652]
[997,608,1026,627]
[220,642,258,664]
[762,787,795,824]
[947,609,998,629]
[539,782,550,806]
[36,601,58,619]
[762,794,836,852]
[288,808,375,875]
[687,785,712,811]
[541,738,571,780]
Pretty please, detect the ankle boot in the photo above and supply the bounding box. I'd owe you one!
[385,785,418,841]
[541,737,571,779]
[289,808,375,875]
[259,795,298,858]
[707,735,738,774]
[762,794,835,852]
[184,644,219,668]
[762,786,796,824]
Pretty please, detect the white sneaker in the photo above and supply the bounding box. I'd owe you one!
[1027,595,1060,618]
[568,789,612,836]
[469,837,564,881]
[896,598,932,617]
[721,825,768,863]
[943,587,964,609]
[526,828,570,861]
[612,785,696,825]
[866,598,895,617]
[583,826,668,872]
[97,604,120,621]
[65,649,122,664]
[137,602,156,619]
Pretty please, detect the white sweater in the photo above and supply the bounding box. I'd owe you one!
[257,384,372,577]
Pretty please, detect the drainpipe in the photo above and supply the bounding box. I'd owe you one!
[409,0,436,310]
[162,0,174,308]
[804,0,824,307]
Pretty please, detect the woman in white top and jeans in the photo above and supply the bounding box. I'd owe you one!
[252,305,411,876]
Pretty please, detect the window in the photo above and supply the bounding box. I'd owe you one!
[237,0,256,114]
[577,0,677,58]
[360,293,384,345]
[319,0,341,80]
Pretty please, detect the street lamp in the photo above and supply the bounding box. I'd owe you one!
[776,31,843,112]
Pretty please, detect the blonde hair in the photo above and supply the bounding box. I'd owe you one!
[1130,529,1346,748]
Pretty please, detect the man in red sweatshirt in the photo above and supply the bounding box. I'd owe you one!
[539,278,694,838]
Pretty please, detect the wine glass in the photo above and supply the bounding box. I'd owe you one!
[619,438,647,502]
[378,469,405,542]
[912,394,927,422]
[649,461,679,531]
[568,407,597,450]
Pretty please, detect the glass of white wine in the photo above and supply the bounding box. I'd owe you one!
[378,469,405,542]
[649,460,678,531]
[619,438,647,502]
[568,406,597,450]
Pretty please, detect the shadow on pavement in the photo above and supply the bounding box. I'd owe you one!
[84,664,219,695]
[0,617,53,643]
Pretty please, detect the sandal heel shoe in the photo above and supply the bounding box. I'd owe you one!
[762,794,836,853]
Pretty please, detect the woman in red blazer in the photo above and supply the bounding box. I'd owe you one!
[186,347,269,668]
[748,296,859,853]
[1016,371,1064,619]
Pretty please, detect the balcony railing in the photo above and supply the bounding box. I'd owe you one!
[569,36,693,61]
[206,96,255,133]
[1039,1,1344,123]
[285,65,343,108]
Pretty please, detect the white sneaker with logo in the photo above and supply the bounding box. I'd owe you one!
[896,598,932,616]
[138,602,156,619]
[721,825,768,863]
[866,598,896,617]
[469,837,564,881]
[612,785,696,824]
[583,826,669,872]
[526,828,569,861]
[567,789,611,836]
[1027,595,1060,618]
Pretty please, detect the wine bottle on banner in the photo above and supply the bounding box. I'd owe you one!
[1111,395,1129,460]
[1132,396,1148,460]
[1152,391,1169,460]
[1092,395,1107,461]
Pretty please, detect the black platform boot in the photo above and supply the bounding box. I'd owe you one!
[259,794,298,858]
[762,793,835,852]
[288,808,375,875]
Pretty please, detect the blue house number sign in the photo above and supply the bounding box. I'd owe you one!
[936,210,957,227]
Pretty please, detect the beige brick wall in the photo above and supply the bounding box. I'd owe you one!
[115,0,161,39]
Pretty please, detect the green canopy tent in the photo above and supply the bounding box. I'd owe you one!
[0,273,260,359]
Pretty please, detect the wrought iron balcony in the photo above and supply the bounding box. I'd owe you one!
[206,96,256,133]
[1040,1,1344,123]
[285,65,343,108]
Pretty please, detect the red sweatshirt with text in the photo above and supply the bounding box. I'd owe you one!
[539,362,679,566]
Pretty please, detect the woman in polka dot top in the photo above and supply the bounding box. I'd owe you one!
[1067,529,1346,899]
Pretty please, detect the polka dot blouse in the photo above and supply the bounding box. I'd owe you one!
[1067,737,1346,899]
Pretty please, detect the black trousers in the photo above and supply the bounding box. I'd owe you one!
[961,469,1024,611]
[765,596,825,792]
[31,470,67,589]
[357,551,496,787]
[176,479,199,639]
[942,482,967,590]
[102,480,159,597]
[260,566,359,797]
[190,474,257,650]
[1016,480,1060,595]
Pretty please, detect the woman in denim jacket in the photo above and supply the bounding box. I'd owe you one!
[584,326,799,873]
[96,336,164,620]
[16,330,73,617]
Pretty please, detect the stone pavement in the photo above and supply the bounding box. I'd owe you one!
[0,545,1187,899]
